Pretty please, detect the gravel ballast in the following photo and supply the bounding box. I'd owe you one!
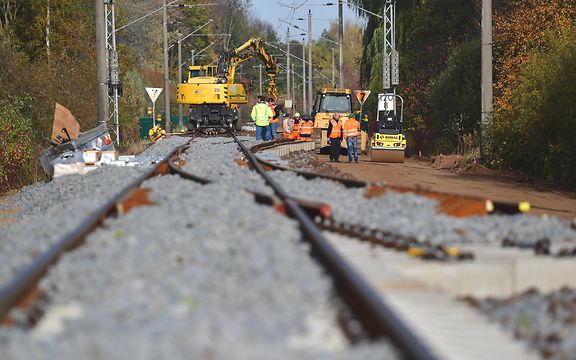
[0,137,397,359]
[268,170,576,247]
[0,138,190,290]
[463,288,576,359]
[180,137,273,195]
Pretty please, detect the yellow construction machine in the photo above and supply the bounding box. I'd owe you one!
[368,93,406,163]
[311,88,354,153]
[177,38,279,132]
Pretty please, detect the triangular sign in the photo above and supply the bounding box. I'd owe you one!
[146,87,163,103]
[354,90,371,105]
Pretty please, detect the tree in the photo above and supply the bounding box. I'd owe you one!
[493,0,576,112]
[428,40,481,154]
[493,26,576,187]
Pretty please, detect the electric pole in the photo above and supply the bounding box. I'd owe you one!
[331,47,335,87]
[291,63,296,112]
[302,40,307,113]
[338,0,344,88]
[308,9,313,113]
[162,0,171,132]
[96,0,108,125]
[287,28,291,109]
[177,34,183,130]
[481,0,493,161]
[259,64,262,95]
[106,1,121,144]
[382,1,398,93]
[191,49,195,66]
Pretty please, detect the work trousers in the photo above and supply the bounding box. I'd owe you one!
[256,125,269,141]
[269,122,279,140]
[329,138,341,161]
[346,136,359,161]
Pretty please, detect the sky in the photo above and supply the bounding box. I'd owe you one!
[249,0,364,41]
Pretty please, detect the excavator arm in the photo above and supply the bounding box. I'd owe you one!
[218,37,279,99]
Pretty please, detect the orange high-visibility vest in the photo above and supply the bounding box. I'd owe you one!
[329,121,342,138]
[343,119,360,139]
[291,119,301,140]
[299,120,313,135]
[269,105,279,123]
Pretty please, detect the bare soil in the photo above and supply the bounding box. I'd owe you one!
[319,153,576,220]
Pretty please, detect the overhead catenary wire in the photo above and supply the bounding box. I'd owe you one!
[265,41,333,84]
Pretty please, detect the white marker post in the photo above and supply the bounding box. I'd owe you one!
[145,87,163,126]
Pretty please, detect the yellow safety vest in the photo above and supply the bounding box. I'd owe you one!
[251,103,272,126]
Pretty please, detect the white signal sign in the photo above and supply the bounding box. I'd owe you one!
[354,90,371,105]
[145,87,163,103]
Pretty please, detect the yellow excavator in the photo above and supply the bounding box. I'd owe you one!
[176,37,279,132]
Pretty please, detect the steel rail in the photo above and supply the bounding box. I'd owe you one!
[232,133,438,360]
[0,142,192,323]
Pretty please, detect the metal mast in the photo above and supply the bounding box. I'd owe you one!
[338,0,344,87]
[302,40,307,113]
[105,0,120,144]
[481,0,493,161]
[177,34,184,130]
[96,0,108,125]
[287,28,291,109]
[307,10,313,113]
[162,0,171,132]
[382,0,398,93]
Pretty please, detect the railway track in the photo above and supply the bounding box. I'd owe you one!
[1,135,575,358]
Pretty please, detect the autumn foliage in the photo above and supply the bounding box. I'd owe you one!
[493,0,576,112]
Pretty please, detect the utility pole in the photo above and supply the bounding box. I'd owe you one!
[96,0,108,125]
[308,9,313,113]
[46,0,51,59]
[177,33,183,130]
[291,63,296,111]
[481,0,493,161]
[105,0,121,144]
[302,40,307,113]
[191,49,195,65]
[338,0,344,88]
[162,0,171,132]
[331,47,335,87]
[259,64,262,95]
[382,1,397,93]
[287,28,291,109]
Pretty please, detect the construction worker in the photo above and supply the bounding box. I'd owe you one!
[282,113,293,139]
[360,113,370,154]
[251,95,273,140]
[327,113,343,162]
[298,115,314,141]
[268,98,280,140]
[343,112,361,163]
[291,113,302,140]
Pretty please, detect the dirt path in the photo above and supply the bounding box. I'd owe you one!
[323,154,576,220]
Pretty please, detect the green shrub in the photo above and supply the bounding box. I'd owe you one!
[0,96,35,190]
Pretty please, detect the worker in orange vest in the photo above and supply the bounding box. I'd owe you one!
[282,113,293,139]
[291,113,302,140]
[267,98,280,140]
[298,115,314,141]
[343,112,361,163]
[327,113,343,162]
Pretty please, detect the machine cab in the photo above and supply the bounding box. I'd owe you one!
[186,65,219,83]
